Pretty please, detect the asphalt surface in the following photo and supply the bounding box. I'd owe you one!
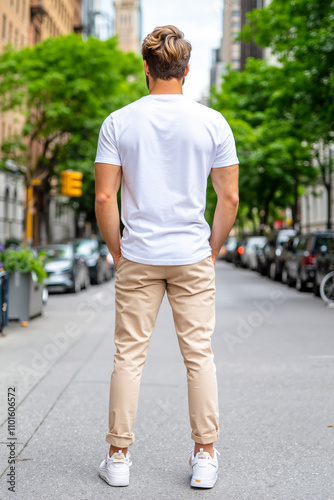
[0,260,333,500]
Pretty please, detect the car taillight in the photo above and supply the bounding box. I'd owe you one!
[304,254,316,266]
[238,246,245,255]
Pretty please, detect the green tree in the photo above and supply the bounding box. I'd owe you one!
[240,0,334,228]
[210,58,317,231]
[0,34,146,240]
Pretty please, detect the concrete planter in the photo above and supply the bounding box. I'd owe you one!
[8,271,43,322]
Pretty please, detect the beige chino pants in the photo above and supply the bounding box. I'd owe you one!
[106,255,219,448]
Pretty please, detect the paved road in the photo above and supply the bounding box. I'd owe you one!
[0,261,333,499]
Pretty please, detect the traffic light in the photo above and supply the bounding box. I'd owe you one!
[61,170,83,197]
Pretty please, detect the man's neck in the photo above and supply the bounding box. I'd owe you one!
[149,78,183,95]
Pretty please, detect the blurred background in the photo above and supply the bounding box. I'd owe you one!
[0,4,333,498]
[0,0,333,307]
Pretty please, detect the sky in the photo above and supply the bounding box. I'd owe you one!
[141,0,223,101]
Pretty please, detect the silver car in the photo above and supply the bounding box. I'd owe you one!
[242,236,268,270]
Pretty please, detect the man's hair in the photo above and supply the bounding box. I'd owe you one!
[141,25,192,81]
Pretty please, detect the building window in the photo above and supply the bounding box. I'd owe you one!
[9,22,12,42]
[2,15,6,41]
[22,0,26,22]
[232,10,239,17]
[16,0,20,15]
[233,22,240,28]
[21,34,24,47]
[15,28,18,48]
[34,27,41,44]
[11,0,14,8]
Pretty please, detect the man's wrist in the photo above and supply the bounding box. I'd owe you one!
[209,244,219,260]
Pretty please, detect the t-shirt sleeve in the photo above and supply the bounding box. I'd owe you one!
[95,115,122,166]
[212,115,239,168]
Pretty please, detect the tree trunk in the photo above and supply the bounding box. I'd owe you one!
[292,156,299,229]
[325,180,332,230]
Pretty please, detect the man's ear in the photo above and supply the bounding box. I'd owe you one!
[144,60,150,76]
[184,63,190,77]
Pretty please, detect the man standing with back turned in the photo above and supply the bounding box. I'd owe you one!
[95,25,239,489]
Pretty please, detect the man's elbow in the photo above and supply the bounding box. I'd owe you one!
[95,192,111,206]
[95,192,113,214]
[227,192,239,208]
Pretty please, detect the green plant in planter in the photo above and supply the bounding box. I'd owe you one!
[0,248,47,285]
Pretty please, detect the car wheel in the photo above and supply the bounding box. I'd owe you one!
[284,266,294,287]
[313,272,320,297]
[96,266,103,285]
[84,272,91,289]
[269,262,277,281]
[296,270,306,292]
[71,277,81,293]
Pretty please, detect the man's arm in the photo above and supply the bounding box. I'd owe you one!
[95,162,122,268]
[209,164,239,265]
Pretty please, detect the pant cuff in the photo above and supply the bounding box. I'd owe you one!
[191,430,219,445]
[106,431,135,448]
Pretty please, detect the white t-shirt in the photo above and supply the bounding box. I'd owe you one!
[95,94,238,265]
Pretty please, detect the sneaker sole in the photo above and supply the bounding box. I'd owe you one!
[99,467,129,487]
[190,473,218,489]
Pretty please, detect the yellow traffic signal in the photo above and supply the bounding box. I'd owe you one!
[61,170,83,197]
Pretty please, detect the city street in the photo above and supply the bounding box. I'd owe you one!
[0,260,333,500]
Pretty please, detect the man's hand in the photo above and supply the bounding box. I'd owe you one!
[113,251,122,270]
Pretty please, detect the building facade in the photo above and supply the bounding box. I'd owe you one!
[81,0,142,52]
[240,0,263,71]
[210,0,241,88]
[114,0,141,53]
[210,0,271,87]
[301,179,334,232]
[81,0,114,40]
[0,0,82,245]
[0,168,24,244]
[30,0,82,45]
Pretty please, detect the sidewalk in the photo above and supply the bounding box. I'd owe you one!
[0,278,197,500]
[0,262,333,499]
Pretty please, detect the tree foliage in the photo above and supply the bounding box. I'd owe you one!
[239,0,334,228]
[0,34,147,226]
[210,58,318,230]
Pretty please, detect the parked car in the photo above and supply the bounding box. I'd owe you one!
[263,229,296,279]
[313,237,334,296]
[221,237,237,262]
[284,231,334,291]
[241,236,267,269]
[233,238,247,267]
[35,243,90,293]
[281,236,300,284]
[100,243,115,279]
[62,238,110,285]
[255,240,268,275]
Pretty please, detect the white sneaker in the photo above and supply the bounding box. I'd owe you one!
[189,447,220,488]
[99,450,132,487]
